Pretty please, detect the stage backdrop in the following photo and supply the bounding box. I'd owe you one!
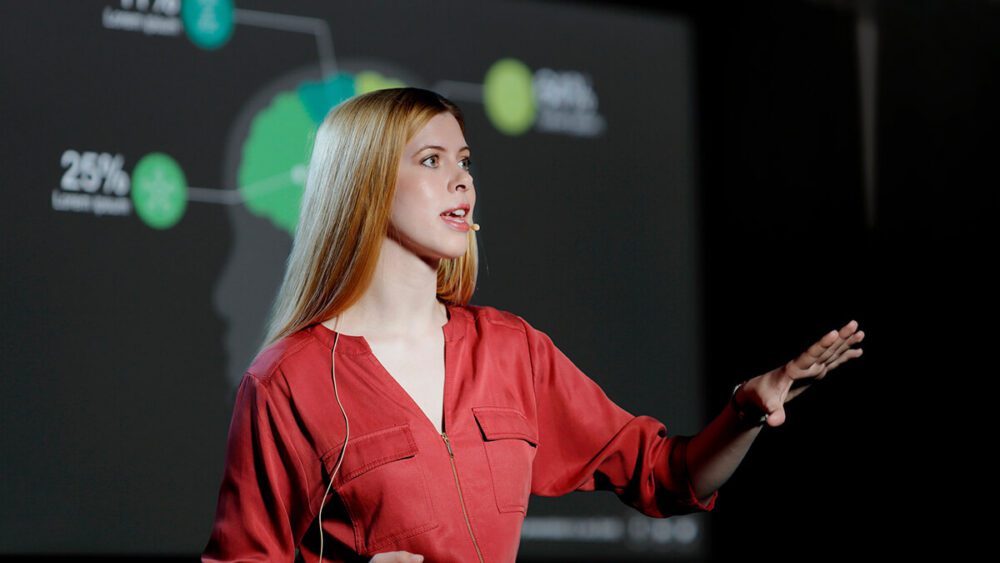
[1,0,709,558]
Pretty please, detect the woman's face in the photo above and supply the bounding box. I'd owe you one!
[389,111,476,261]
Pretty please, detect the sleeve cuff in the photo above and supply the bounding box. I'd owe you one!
[685,477,719,511]
[678,435,718,512]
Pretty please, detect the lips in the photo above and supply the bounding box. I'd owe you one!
[440,203,471,232]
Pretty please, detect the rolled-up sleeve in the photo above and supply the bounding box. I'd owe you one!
[202,371,315,562]
[519,316,718,517]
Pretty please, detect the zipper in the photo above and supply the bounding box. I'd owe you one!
[441,431,485,563]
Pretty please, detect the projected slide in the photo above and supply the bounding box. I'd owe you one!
[1,1,706,558]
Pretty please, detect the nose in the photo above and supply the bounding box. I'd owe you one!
[452,168,474,192]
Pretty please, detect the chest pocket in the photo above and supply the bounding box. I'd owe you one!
[472,406,538,514]
[320,423,438,554]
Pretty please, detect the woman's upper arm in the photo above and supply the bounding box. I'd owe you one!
[519,316,718,516]
[202,371,316,561]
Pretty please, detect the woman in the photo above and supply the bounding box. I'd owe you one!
[201,87,864,563]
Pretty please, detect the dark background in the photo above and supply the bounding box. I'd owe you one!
[2,0,992,560]
[659,0,991,559]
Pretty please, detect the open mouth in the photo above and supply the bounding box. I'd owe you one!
[440,208,470,231]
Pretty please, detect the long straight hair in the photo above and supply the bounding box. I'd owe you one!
[257,87,478,353]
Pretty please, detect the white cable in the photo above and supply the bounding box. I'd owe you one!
[319,315,349,563]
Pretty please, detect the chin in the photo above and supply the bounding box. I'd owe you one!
[439,246,468,260]
[434,230,470,259]
[408,239,466,262]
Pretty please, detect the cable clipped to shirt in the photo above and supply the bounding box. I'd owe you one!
[319,316,350,563]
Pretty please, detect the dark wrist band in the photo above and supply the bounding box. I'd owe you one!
[730,380,768,427]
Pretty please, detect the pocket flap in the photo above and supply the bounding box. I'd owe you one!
[321,423,418,484]
[472,407,538,445]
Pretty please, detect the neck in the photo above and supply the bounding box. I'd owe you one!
[329,237,447,338]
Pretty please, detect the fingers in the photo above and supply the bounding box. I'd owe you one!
[369,551,425,563]
[838,319,859,338]
[788,332,838,375]
[827,346,863,370]
[819,320,860,362]
[828,329,864,362]
[788,320,862,377]
[822,325,864,371]
[834,328,863,351]
[809,325,845,361]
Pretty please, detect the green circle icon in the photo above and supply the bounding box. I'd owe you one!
[182,0,234,50]
[132,153,188,230]
[483,58,536,136]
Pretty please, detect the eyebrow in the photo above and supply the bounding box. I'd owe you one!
[415,144,471,155]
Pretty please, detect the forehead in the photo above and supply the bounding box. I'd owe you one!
[406,112,466,149]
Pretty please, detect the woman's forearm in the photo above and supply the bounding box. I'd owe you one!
[685,391,764,503]
[683,320,864,503]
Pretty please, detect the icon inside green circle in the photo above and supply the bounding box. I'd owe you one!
[182,0,234,50]
[132,152,188,230]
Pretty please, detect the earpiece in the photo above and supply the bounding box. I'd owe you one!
[319,321,348,563]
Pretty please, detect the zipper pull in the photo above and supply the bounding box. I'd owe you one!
[441,432,454,457]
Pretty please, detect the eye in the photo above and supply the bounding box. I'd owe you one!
[421,154,473,173]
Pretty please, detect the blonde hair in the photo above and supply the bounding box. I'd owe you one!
[257,87,478,353]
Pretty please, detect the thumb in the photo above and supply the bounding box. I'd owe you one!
[370,551,425,563]
[766,406,786,427]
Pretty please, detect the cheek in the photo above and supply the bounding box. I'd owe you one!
[391,187,433,226]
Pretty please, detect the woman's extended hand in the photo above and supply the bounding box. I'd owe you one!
[369,551,425,563]
[737,319,865,427]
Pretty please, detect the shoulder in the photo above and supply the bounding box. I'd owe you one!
[460,303,556,348]
[461,302,532,333]
[244,329,318,385]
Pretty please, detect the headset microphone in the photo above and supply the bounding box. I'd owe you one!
[471,223,480,231]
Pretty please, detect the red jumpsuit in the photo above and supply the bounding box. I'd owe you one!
[202,303,717,562]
